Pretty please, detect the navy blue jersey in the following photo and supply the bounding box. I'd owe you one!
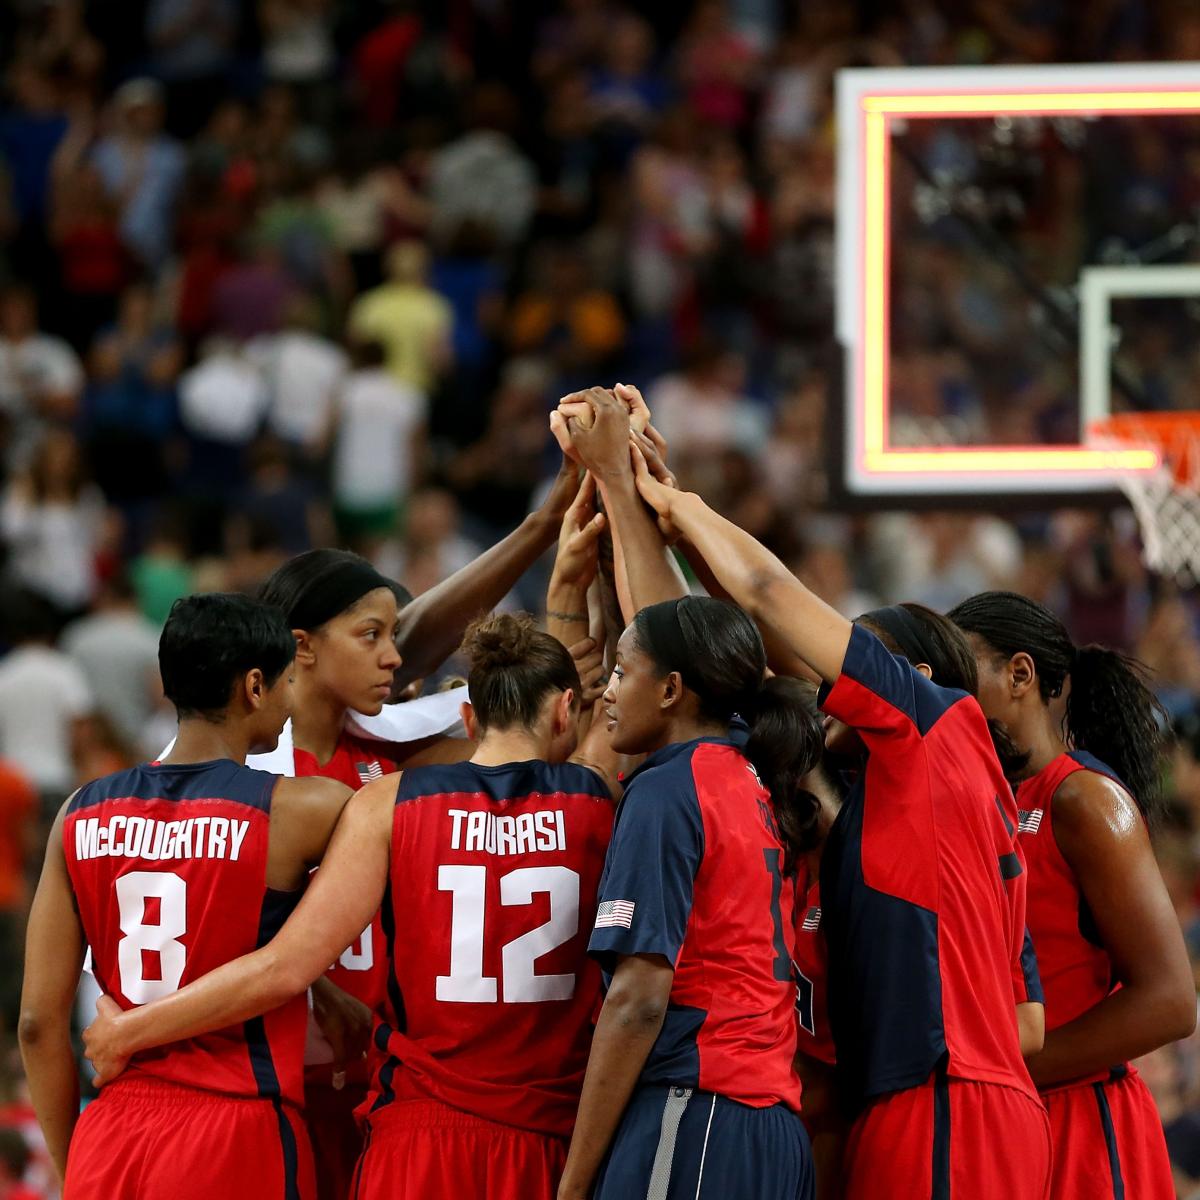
[819,626,1038,1106]
[589,737,800,1109]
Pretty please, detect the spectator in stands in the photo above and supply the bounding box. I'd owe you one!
[427,83,537,251]
[232,435,333,555]
[84,282,181,532]
[91,79,185,270]
[47,115,131,353]
[144,0,237,138]
[0,428,104,616]
[246,296,347,463]
[331,337,426,546]
[507,241,626,391]
[0,285,83,468]
[0,758,35,1028]
[348,239,452,396]
[0,588,92,808]
[210,237,295,340]
[60,574,163,759]
[0,61,67,283]
[129,511,193,626]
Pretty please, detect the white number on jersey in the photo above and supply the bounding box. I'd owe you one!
[337,925,374,972]
[115,871,188,1002]
[436,864,580,1003]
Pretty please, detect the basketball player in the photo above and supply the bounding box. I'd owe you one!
[256,483,592,1200]
[951,592,1195,1199]
[628,463,1051,1200]
[558,597,820,1200]
[18,594,353,1197]
[82,608,621,1198]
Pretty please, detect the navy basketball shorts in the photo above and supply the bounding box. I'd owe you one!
[594,1084,814,1200]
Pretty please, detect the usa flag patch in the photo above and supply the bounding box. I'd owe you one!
[595,900,635,929]
[355,761,384,784]
[801,906,822,932]
[1018,808,1044,834]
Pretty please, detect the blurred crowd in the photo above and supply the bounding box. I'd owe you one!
[0,0,1198,1195]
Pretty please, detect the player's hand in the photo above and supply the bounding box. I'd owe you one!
[564,388,632,482]
[82,994,132,1088]
[613,381,651,435]
[630,427,676,491]
[568,636,608,705]
[631,444,683,543]
[536,454,584,532]
[552,473,606,591]
[311,977,372,1089]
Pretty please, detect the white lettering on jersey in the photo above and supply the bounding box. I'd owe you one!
[447,807,568,854]
[73,816,252,861]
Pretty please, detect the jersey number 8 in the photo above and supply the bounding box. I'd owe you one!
[437,864,580,1004]
[115,871,188,1003]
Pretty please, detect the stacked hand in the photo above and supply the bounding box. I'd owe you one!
[553,473,606,591]
[568,636,608,705]
[550,383,651,468]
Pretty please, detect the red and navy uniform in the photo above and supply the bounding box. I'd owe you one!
[1017,750,1176,1199]
[293,731,399,1200]
[587,737,812,1200]
[820,626,1049,1200]
[358,759,613,1200]
[62,760,312,1200]
[793,868,834,1067]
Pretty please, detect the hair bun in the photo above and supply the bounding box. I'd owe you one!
[461,612,537,672]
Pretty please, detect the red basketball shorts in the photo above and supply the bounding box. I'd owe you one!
[305,1081,366,1200]
[843,1073,1051,1200]
[352,1098,567,1200]
[65,1075,314,1200]
[1043,1069,1174,1199]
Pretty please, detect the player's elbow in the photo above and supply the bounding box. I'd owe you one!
[270,956,315,1006]
[17,1007,54,1051]
[1160,986,1197,1044]
[603,968,672,1035]
[1016,1002,1045,1058]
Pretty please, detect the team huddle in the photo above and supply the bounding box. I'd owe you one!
[17,385,1196,1200]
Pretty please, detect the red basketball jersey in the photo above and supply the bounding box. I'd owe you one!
[1016,750,1132,1078]
[365,760,614,1138]
[793,868,835,1067]
[819,625,1040,1104]
[63,760,306,1106]
[293,731,400,1011]
[589,738,802,1110]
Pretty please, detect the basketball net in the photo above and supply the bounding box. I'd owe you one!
[1089,413,1200,585]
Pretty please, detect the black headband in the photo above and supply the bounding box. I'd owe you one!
[640,599,707,694]
[862,604,943,673]
[287,560,395,630]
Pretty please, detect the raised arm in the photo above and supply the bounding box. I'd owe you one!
[565,387,687,619]
[83,779,396,1084]
[18,804,85,1181]
[545,472,630,795]
[392,456,582,687]
[632,454,851,683]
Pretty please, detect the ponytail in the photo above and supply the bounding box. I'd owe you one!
[1066,645,1168,824]
[950,591,1169,822]
[634,598,825,875]
[743,676,824,876]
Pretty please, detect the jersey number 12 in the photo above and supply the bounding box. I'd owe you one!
[437,864,580,1003]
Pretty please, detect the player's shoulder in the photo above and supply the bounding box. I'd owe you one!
[273,772,359,826]
[1052,759,1139,835]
